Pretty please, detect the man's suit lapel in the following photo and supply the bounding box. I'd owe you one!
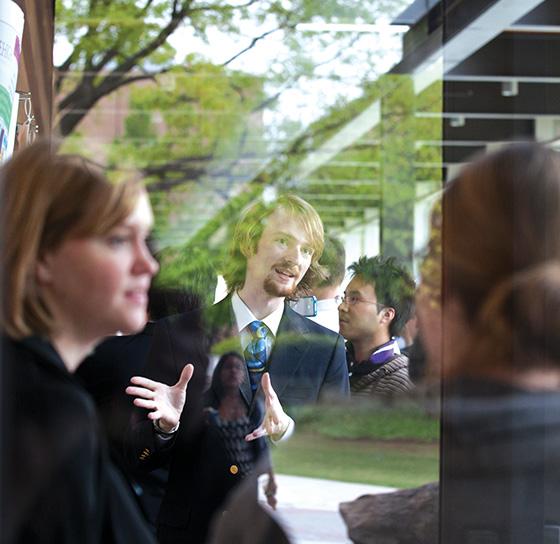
[239,362,253,407]
[211,298,311,407]
[266,304,310,401]
[207,296,253,406]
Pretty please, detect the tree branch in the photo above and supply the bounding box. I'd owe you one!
[190,0,259,13]
[56,66,172,136]
[251,89,282,113]
[54,48,82,94]
[56,1,194,135]
[144,155,214,191]
[56,50,78,74]
[111,72,160,88]
[144,154,213,178]
[111,0,193,77]
[221,25,288,67]
[141,0,155,12]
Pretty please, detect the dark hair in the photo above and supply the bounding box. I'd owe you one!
[206,351,245,407]
[222,193,325,296]
[314,235,346,289]
[348,255,415,337]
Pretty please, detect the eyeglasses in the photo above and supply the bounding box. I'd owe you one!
[336,294,386,311]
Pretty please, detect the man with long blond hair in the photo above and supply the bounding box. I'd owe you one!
[126,193,349,543]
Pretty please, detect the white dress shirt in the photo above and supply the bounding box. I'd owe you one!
[230,292,293,441]
[231,291,284,355]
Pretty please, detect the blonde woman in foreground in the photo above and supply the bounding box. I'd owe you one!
[0,141,160,543]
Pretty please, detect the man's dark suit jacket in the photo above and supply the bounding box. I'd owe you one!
[126,296,349,543]
[77,323,168,533]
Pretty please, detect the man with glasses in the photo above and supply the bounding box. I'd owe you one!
[338,255,415,397]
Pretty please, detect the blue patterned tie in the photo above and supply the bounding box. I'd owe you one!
[244,320,269,393]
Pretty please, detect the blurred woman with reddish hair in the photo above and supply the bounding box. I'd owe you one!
[0,141,159,543]
[417,143,560,543]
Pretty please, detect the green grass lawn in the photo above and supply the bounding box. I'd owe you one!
[291,402,440,442]
[272,401,440,489]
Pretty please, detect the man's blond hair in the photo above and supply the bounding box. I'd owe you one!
[223,194,325,296]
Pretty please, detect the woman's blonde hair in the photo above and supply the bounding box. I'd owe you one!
[1,140,143,339]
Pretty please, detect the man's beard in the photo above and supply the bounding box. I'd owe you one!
[263,275,298,297]
[263,259,301,298]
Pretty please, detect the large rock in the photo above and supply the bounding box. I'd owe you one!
[339,482,439,544]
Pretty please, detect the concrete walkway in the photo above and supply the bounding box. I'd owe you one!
[259,474,396,544]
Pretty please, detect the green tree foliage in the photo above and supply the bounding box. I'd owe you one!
[108,58,265,186]
[55,0,407,136]
[55,0,431,287]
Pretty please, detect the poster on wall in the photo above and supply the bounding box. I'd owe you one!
[0,0,24,163]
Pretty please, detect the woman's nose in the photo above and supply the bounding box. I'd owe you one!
[135,241,159,276]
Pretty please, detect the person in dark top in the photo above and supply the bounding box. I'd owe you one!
[77,287,203,532]
[205,352,269,479]
[417,143,560,543]
[339,255,415,398]
[174,351,277,543]
[0,141,158,543]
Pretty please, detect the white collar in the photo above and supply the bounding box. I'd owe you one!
[231,291,284,336]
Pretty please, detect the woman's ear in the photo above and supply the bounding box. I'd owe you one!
[35,254,53,285]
